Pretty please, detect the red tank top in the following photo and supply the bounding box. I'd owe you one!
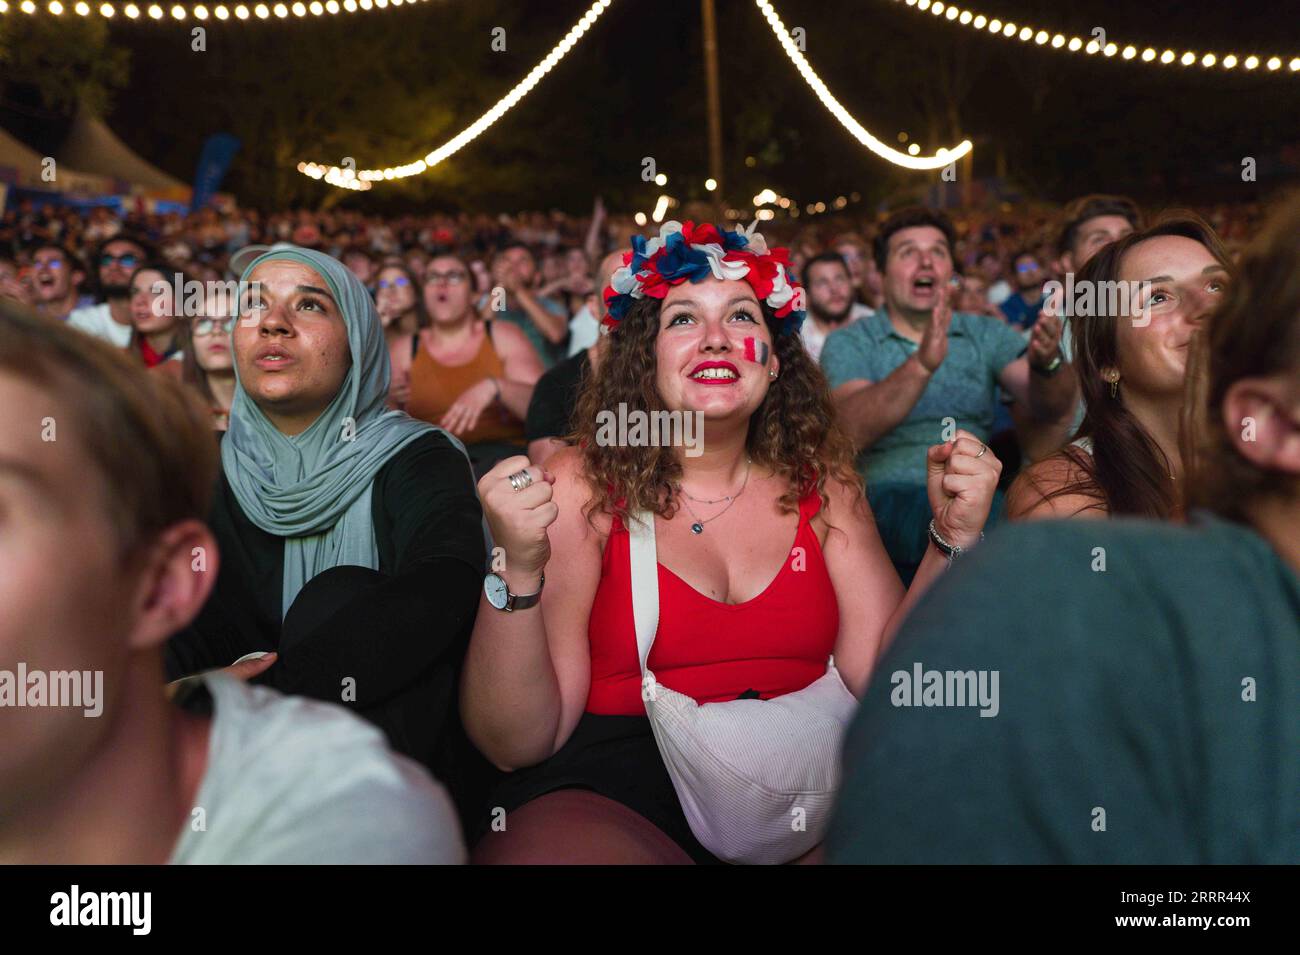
[585,489,839,716]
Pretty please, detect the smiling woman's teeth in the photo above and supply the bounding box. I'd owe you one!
[691,367,737,380]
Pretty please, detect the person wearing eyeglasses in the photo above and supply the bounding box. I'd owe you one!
[823,208,1075,585]
[829,195,1300,865]
[988,247,1054,453]
[999,248,1049,331]
[389,253,545,477]
[66,236,153,348]
[26,243,86,324]
[374,262,429,350]
[176,294,238,432]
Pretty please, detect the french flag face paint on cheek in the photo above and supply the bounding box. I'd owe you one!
[743,337,770,365]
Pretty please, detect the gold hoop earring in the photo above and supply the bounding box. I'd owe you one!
[1109,376,1119,399]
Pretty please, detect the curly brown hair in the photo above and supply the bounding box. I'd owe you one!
[572,293,860,524]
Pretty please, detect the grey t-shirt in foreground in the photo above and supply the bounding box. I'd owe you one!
[169,675,465,864]
[829,515,1300,864]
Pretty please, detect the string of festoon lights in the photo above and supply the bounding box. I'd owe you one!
[754,0,972,171]
[296,0,614,191]
[890,0,1300,75]
[0,0,427,21]
[300,0,971,190]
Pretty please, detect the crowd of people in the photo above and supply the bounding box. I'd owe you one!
[0,185,1296,865]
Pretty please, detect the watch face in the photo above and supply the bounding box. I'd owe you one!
[484,573,509,610]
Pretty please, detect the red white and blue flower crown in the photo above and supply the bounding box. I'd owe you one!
[602,220,806,336]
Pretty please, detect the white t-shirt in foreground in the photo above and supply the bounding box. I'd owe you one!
[169,675,465,864]
[66,302,133,348]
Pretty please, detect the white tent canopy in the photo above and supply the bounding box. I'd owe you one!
[0,125,51,185]
[0,123,115,194]
[54,105,187,194]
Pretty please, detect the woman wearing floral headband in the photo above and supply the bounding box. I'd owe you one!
[462,221,1004,864]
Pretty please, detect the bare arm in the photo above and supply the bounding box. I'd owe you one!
[1001,355,1077,423]
[879,432,1004,657]
[460,449,601,771]
[583,196,606,263]
[528,437,569,467]
[1000,313,1077,422]
[819,478,905,697]
[823,429,1003,691]
[490,321,545,419]
[513,286,570,345]
[831,288,952,451]
[1009,384,1081,463]
[831,355,931,450]
[387,333,414,411]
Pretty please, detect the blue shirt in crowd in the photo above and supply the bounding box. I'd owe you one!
[820,308,1027,487]
[999,291,1046,330]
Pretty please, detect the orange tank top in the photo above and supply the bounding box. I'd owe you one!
[405,324,525,446]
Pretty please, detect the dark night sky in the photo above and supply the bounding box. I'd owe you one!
[96,0,1300,211]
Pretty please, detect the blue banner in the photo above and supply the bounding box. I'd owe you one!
[190,133,241,213]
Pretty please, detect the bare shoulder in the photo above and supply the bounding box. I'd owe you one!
[821,475,869,519]
[546,446,611,538]
[389,332,414,368]
[814,475,872,543]
[1006,449,1108,521]
[545,444,584,487]
[489,318,531,350]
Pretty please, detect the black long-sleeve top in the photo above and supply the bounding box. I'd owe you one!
[166,431,489,804]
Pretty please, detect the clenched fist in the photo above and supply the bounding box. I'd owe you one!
[478,455,559,580]
[925,429,1002,551]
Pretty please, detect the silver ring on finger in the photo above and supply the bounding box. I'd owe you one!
[975,443,987,459]
[508,469,534,492]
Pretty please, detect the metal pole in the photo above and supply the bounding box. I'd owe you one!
[701,0,724,215]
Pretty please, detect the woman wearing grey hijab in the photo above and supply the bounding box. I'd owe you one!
[166,246,490,821]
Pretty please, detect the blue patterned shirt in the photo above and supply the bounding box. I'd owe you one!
[821,308,1026,486]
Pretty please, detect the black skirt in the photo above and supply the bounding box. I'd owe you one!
[476,712,723,865]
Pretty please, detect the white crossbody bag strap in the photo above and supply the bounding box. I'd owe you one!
[626,510,659,676]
